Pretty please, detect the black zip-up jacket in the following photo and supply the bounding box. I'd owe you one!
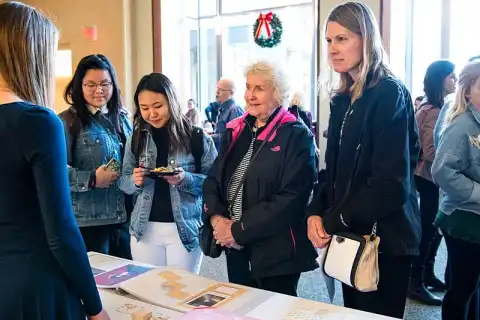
[203,107,318,277]
[308,75,421,256]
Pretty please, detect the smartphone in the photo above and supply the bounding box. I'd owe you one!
[105,158,120,172]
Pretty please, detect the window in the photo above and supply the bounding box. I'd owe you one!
[55,49,72,78]
[161,0,317,119]
[389,0,480,99]
[220,0,312,14]
[220,6,315,110]
[410,0,442,98]
[449,0,480,72]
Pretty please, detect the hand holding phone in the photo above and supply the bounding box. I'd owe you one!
[105,158,120,172]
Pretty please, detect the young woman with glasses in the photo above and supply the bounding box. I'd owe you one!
[58,54,132,255]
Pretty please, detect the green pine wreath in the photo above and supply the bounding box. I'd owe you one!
[253,13,283,48]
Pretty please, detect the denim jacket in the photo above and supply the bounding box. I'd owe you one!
[432,104,480,216]
[60,107,132,227]
[119,129,217,252]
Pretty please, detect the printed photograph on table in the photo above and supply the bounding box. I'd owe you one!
[186,292,228,307]
[95,264,153,288]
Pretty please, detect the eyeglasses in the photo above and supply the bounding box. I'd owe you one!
[83,82,113,93]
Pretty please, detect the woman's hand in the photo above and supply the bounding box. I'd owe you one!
[133,167,148,187]
[307,215,331,248]
[213,219,239,248]
[88,309,110,320]
[163,167,185,185]
[95,165,119,188]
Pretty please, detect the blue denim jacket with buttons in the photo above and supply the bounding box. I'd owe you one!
[61,107,132,227]
[119,129,217,252]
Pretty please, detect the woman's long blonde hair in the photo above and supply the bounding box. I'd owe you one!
[446,60,480,124]
[0,2,58,108]
[319,2,392,101]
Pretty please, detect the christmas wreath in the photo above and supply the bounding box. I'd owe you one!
[253,12,283,48]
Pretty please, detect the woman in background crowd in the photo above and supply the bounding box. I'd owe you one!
[59,54,132,255]
[289,91,313,130]
[433,60,480,320]
[0,2,108,319]
[120,73,217,273]
[415,96,424,111]
[203,61,318,296]
[409,60,456,306]
[307,2,420,318]
[185,98,200,126]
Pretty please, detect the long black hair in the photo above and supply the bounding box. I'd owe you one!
[132,73,192,160]
[64,54,123,133]
[423,60,455,108]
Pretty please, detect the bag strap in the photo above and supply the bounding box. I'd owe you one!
[228,111,287,213]
[340,106,377,237]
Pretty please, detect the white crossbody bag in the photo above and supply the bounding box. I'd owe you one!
[322,104,380,293]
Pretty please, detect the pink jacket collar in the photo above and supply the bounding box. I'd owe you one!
[226,107,297,147]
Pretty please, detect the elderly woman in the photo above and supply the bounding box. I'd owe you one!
[202,61,318,296]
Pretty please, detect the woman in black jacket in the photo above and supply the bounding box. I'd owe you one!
[307,2,420,319]
[202,61,318,296]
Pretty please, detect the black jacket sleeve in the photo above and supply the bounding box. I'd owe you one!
[323,80,414,233]
[231,126,316,245]
[19,109,102,316]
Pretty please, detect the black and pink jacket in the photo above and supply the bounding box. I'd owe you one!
[202,107,318,278]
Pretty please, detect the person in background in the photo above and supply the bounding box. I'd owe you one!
[185,98,200,126]
[119,73,217,273]
[210,78,244,150]
[59,54,132,255]
[0,2,109,319]
[435,55,480,148]
[204,101,219,129]
[415,96,424,111]
[289,91,313,131]
[203,61,318,296]
[432,60,480,320]
[307,2,420,318]
[409,60,456,305]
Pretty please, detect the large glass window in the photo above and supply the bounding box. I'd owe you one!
[389,0,480,100]
[410,0,443,98]
[220,5,315,110]
[449,0,480,72]
[161,0,317,120]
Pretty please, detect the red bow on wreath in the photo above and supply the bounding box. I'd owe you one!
[255,12,273,39]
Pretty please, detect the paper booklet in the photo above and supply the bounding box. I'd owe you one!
[99,289,183,320]
[88,252,273,315]
[116,267,273,315]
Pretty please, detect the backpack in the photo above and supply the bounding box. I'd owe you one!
[58,108,82,159]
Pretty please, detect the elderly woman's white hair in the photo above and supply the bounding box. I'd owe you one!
[244,61,290,107]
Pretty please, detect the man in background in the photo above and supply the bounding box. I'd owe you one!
[211,78,244,151]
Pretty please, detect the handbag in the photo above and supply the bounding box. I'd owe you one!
[322,105,380,293]
[200,110,287,258]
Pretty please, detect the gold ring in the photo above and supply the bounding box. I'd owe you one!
[216,240,220,244]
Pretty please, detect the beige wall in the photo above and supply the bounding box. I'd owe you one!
[317,0,381,167]
[23,0,154,113]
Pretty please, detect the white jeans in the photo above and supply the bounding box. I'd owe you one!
[130,222,203,274]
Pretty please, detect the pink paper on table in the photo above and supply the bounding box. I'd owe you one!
[177,308,259,320]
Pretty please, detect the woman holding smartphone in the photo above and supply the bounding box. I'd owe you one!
[119,73,217,273]
[59,54,132,254]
